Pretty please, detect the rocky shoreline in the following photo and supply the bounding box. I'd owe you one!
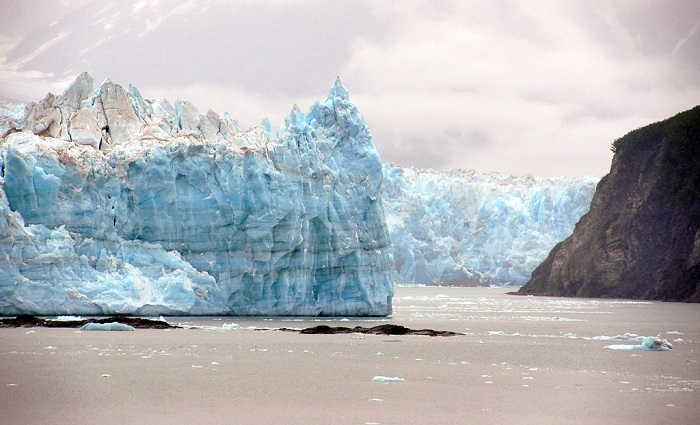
[0,315,178,329]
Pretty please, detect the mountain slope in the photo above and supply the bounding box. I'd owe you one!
[518,106,700,301]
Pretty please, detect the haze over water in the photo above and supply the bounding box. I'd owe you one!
[2,287,698,425]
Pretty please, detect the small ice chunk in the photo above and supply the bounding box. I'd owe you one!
[101,374,111,378]
[6,383,17,387]
[211,361,220,365]
[665,331,683,335]
[50,315,84,321]
[673,338,684,342]
[372,376,405,382]
[25,330,36,334]
[191,365,204,368]
[212,323,239,332]
[43,346,56,350]
[368,398,384,402]
[604,336,672,351]
[80,322,135,331]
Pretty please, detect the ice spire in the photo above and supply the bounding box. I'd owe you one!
[260,117,273,133]
[285,103,306,131]
[59,71,94,110]
[328,76,349,100]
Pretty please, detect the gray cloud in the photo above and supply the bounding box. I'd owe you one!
[1,0,698,177]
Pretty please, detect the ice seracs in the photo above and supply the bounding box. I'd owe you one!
[0,73,394,316]
[382,165,596,285]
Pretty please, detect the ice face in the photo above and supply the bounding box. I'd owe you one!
[0,75,393,316]
[382,165,596,285]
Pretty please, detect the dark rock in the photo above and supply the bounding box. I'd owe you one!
[0,315,178,329]
[300,325,353,334]
[299,323,462,336]
[518,106,700,302]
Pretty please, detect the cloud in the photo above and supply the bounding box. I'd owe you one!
[0,0,698,177]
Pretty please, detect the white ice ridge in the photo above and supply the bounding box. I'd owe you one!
[80,322,135,331]
[604,336,673,351]
[382,165,597,285]
[0,73,393,316]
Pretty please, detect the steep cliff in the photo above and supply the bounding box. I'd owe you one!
[0,74,394,316]
[518,106,700,302]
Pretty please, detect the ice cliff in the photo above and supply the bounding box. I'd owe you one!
[382,166,597,285]
[0,73,393,315]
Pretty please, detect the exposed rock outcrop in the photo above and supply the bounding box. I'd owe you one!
[298,324,463,336]
[0,315,177,329]
[518,107,700,302]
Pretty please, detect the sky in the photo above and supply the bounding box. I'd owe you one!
[1,0,698,177]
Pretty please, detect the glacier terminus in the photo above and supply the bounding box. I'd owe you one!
[0,72,597,316]
[382,166,596,285]
[0,73,394,316]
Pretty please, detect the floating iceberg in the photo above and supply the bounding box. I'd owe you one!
[80,322,135,331]
[372,376,405,382]
[604,336,672,351]
[0,73,393,316]
[47,315,84,321]
[382,165,596,285]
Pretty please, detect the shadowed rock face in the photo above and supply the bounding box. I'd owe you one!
[298,324,463,336]
[519,106,700,302]
[0,315,177,329]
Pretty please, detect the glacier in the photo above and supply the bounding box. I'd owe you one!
[382,165,596,285]
[0,73,393,316]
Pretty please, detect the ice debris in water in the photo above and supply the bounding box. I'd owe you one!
[372,376,405,382]
[592,332,640,341]
[218,323,239,331]
[604,336,672,351]
[80,322,135,331]
[48,315,84,321]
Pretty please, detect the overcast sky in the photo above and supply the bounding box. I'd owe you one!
[1,0,698,177]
